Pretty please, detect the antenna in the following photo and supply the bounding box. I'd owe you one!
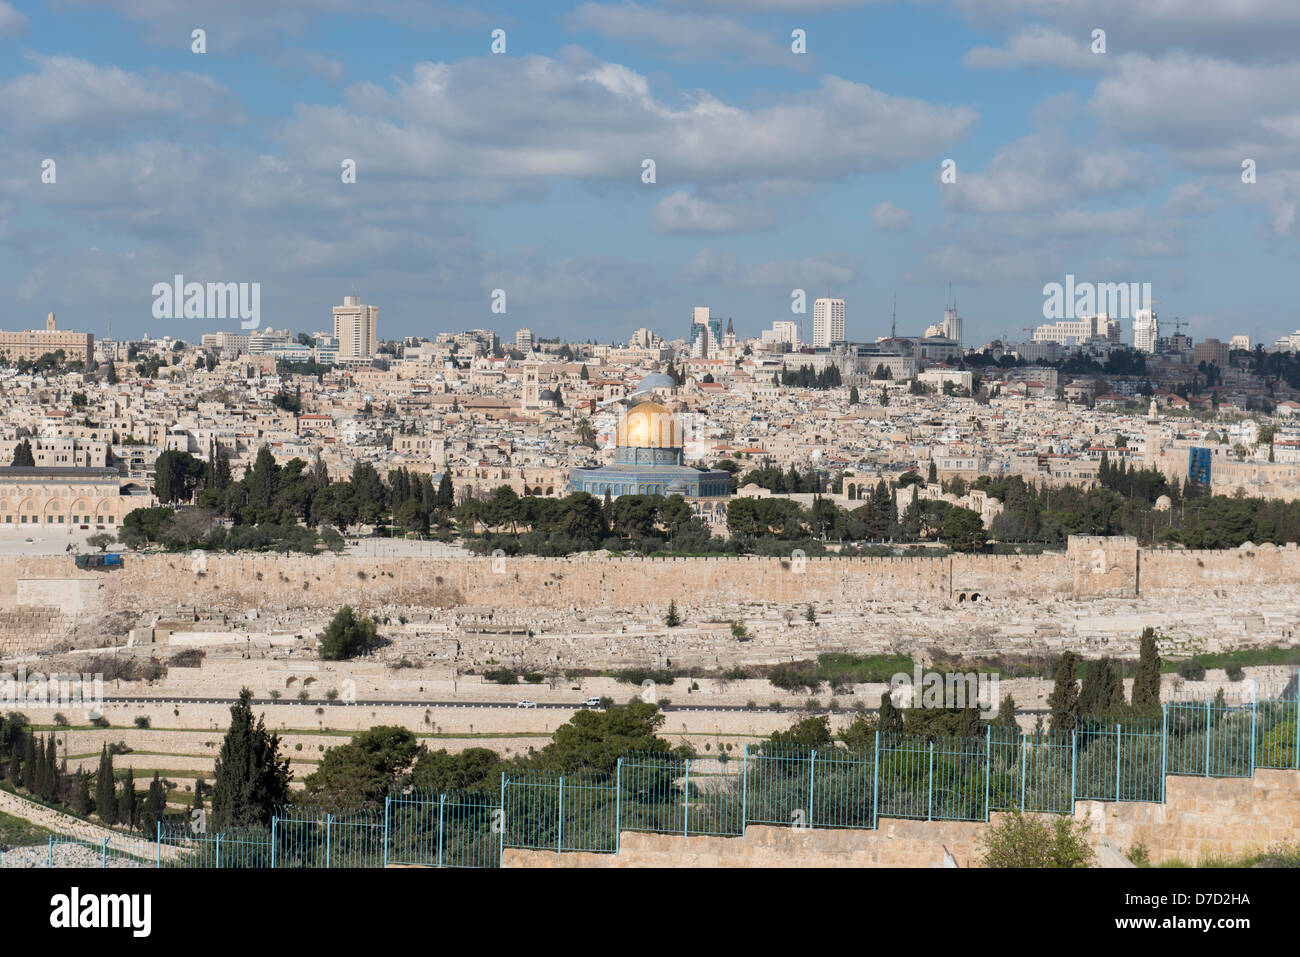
[891,293,896,340]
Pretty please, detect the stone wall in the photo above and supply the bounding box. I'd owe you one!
[502,769,1300,867]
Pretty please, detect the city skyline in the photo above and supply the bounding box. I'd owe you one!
[4,2,1300,347]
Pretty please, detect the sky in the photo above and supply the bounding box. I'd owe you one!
[2,0,1300,348]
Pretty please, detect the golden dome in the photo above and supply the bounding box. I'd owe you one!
[616,401,682,448]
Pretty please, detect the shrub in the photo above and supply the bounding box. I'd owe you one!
[90,716,110,728]
[1128,843,1151,867]
[1225,664,1245,682]
[1177,660,1207,681]
[980,812,1094,868]
[483,668,519,685]
[53,713,68,727]
[133,716,150,729]
[317,605,378,661]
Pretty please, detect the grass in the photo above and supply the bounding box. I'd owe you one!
[1148,844,1300,868]
[0,808,55,846]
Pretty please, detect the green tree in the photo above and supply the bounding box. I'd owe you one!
[118,767,137,829]
[43,733,58,801]
[140,772,166,837]
[538,701,670,775]
[1048,653,1081,734]
[979,811,1094,868]
[211,688,292,829]
[305,726,422,808]
[95,746,116,824]
[22,734,36,792]
[664,601,681,628]
[1078,657,1125,717]
[879,690,904,738]
[1131,628,1163,712]
[71,770,91,816]
[11,440,35,468]
[318,605,378,660]
[765,715,831,752]
[942,506,987,552]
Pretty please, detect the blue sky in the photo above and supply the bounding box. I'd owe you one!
[2,0,1299,347]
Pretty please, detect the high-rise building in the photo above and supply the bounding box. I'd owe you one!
[689,307,722,357]
[515,328,534,353]
[1193,339,1229,368]
[812,298,845,348]
[762,320,800,347]
[1032,314,1120,346]
[1133,308,1159,353]
[1229,335,1251,352]
[333,295,378,360]
[941,307,962,348]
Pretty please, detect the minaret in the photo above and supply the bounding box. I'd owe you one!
[890,294,896,340]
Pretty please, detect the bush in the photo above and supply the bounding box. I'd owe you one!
[133,716,150,729]
[1177,660,1207,681]
[1225,664,1245,682]
[483,668,519,685]
[90,716,110,728]
[318,605,378,661]
[53,713,68,727]
[1128,843,1151,867]
[980,812,1094,868]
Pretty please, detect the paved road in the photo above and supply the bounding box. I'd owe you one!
[100,694,1049,716]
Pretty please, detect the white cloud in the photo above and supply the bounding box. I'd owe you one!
[567,3,798,68]
[0,1,29,39]
[964,25,1109,72]
[870,200,912,231]
[652,190,772,233]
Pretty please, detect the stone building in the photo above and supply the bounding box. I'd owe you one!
[0,466,149,530]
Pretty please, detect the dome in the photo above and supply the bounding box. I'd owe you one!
[1154,494,1172,511]
[616,401,682,448]
[539,388,557,401]
[637,372,676,392]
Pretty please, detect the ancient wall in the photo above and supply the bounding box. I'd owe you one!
[1,539,1298,658]
[502,769,1300,868]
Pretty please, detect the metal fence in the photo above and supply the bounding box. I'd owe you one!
[11,688,1300,869]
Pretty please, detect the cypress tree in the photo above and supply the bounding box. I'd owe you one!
[994,693,1019,738]
[43,733,58,801]
[879,690,904,738]
[1131,628,1163,712]
[118,767,137,829]
[71,771,90,816]
[5,744,20,787]
[22,734,37,792]
[192,778,205,814]
[141,773,166,838]
[32,734,46,796]
[211,688,292,830]
[1048,652,1080,734]
[1079,656,1125,718]
[95,746,116,824]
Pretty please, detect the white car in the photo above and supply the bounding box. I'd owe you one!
[583,697,603,708]
[516,700,537,708]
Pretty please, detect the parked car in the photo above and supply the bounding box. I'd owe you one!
[583,697,603,708]
[516,700,537,709]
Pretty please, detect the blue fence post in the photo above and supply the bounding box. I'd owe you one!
[437,793,445,868]
[1160,704,1168,804]
[682,760,689,836]
[1020,732,1027,812]
[499,774,506,865]
[741,746,749,835]
[156,821,161,868]
[1294,688,1300,770]
[1114,722,1122,801]
[983,725,991,822]
[927,742,934,822]
[1204,700,1211,777]
[325,814,331,868]
[871,732,879,829]
[47,835,52,867]
[1249,687,1257,777]
[382,796,390,868]
[216,832,221,868]
[270,817,277,868]
[557,776,564,852]
[615,758,622,854]
[808,751,816,830]
[102,837,108,868]
[1070,730,1077,813]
